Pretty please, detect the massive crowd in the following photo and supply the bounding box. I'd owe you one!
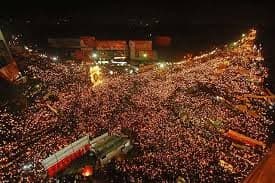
[0,29,274,182]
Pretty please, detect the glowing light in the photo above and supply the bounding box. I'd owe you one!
[159,63,165,69]
[92,53,97,58]
[111,61,127,65]
[242,33,246,37]
[22,162,34,171]
[114,56,126,60]
[81,165,93,177]
[233,42,237,46]
[129,70,133,74]
[109,70,114,75]
[143,53,148,58]
[52,56,58,61]
[98,61,109,64]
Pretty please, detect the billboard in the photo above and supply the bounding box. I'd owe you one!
[80,36,96,48]
[224,130,265,148]
[95,41,127,50]
[129,40,152,50]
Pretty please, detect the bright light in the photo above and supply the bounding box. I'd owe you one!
[24,46,29,50]
[114,56,126,60]
[92,53,97,58]
[82,165,93,177]
[52,56,58,61]
[233,42,237,46]
[125,141,131,147]
[242,33,246,37]
[109,70,114,75]
[39,54,47,58]
[143,53,148,58]
[215,96,224,101]
[129,70,133,74]
[159,63,165,68]
[22,162,33,171]
[112,61,127,65]
[98,61,109,64]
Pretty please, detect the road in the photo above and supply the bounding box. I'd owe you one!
[244,144,275,183]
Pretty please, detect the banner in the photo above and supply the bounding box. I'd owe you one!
[224,130,265,148]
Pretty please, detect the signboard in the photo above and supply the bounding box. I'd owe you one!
[80,36,96,48]
[129,40,152,50]
[224,130,265,148]
[95,41,127,50]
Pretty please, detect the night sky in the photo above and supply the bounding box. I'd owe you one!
[0,1,274,53]
[1,1,273,25]
[1,1,275,88]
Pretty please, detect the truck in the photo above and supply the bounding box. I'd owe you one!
[41,133,133,178]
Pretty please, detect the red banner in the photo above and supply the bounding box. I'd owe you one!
[46,144,91,177]
[224,130,265,147]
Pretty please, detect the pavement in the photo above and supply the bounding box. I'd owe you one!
[244,144,275,183]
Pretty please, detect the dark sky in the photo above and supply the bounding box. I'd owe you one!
[1,1,273,24]
[0,0,273,53]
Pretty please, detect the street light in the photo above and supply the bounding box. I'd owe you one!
[52,56,58,61]
[159,63,165,69]
[92,53,97,58]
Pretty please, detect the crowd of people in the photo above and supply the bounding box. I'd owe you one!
[0,29,274,182]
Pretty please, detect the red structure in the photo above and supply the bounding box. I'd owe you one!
[80,37,96,48]
[0,30,20,82]
[42,136,91,177]
[154,36,172,47]
[224,130,265,148]
[95,40,127,50]
[129,40,154,60]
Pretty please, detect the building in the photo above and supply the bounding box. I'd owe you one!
[48,37,156,63]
